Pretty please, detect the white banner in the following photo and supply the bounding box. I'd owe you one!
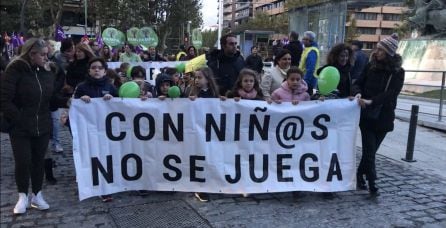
[70,98,360,200]
[107,61,185,85]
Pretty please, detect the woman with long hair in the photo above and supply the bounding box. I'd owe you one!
[353,34,405,196]
[1,38,67,214]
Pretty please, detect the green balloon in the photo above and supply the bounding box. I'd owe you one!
[119,81,140,98]
[175,63,186,73]
[167,86,181,98]
[318,66,340,95]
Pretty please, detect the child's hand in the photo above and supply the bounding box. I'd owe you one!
[274,99,282,104]
[158,95,166,100]
[292,100,299,105]
[266,97,273,104]
[80,95,91,103]
[188,96,196,101]
[103,94,113,101]
[318,96,325,101]
[140,95,149,101]
[220,96,227,101]
[234,97,241,102]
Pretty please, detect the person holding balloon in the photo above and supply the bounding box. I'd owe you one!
[352,34,405,196]
[316,43,354,99]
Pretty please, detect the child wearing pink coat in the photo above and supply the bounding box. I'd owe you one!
[271,66,310,104]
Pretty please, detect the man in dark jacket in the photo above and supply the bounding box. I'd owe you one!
[351,40,369,84]
[245,46,263,74]
[207,33,246,96]
[283,31,303,67]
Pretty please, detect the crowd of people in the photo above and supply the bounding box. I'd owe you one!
[0,30,405,214]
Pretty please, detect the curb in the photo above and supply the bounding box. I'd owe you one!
[399,94,445,104]
[396,115,446,132]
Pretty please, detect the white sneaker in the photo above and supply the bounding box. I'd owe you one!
[13,193,29,214]
[30,191,49,210]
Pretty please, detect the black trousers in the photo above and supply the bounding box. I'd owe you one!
[357,126,387,181]
[9,133,50,194]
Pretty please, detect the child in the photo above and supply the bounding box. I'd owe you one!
[73,57,117,202]
[189,67,219,100]
[271,66,310,105]
[155,73,174,99]
[188,67,219,202]
[227,68,263,101]
[130,65,154,99]
[180,72,194,97]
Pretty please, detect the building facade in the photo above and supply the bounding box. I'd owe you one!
[347,5,407,50]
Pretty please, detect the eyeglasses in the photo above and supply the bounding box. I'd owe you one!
[90,66,104,70]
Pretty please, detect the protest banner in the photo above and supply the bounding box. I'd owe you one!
[69,98,360,200]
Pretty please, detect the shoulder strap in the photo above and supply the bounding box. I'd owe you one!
[384,74,393,91]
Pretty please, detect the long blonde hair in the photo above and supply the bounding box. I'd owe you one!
[5,38,47,71]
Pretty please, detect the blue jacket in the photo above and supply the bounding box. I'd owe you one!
[303,41,319,88]
[74,76,118,99]
[351,50,369,80]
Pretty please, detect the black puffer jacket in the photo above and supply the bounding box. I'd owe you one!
[352,54,405,132]
[207,49,245,96]
[73,75,118,99]
[1,59,63,136]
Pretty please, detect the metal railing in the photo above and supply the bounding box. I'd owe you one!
[403,69,445,122]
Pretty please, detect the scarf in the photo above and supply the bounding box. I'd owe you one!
[238,89,258,99]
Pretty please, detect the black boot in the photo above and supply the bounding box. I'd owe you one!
[368,179,379,196]
[356,173,367,190]
[45,158,57,185]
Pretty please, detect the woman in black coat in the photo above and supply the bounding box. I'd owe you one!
[1,38,67,214]
[352,34,405,196]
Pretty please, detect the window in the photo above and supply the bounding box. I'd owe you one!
[355,12,378,20]
[382,13,401,21]
[364,42,376,50]
[357,27,376,35]
[381,28,395,35]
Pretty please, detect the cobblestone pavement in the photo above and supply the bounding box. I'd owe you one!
[1,129,446,228]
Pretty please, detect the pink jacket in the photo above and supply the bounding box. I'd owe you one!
[271,81,310,102]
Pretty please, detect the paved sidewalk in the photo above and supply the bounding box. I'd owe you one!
[1,123,445,227]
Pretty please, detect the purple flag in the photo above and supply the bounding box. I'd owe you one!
[95,32,103,48]
[11,32,20,48]
[55,25,66,42]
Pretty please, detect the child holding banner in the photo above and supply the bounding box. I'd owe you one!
[73,57,117,202]
[189,67,219,100]
[188,67,219,202]
[270,66,310,104]
[226,68,264,101]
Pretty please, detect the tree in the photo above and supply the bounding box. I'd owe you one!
[346,17,359,42]
[201,29,218,49]
[233,12,288,34]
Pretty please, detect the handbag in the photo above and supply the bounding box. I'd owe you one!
[364,74,393,120]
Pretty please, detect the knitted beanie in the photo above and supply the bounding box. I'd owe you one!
[377,33,399,56]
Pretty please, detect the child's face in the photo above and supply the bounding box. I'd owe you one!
[89,61,106,79]
[183,72,191,81]
[241,74,255,92]
[194,71,208,88]
[160,82,171,95]
[287,73,302,90]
